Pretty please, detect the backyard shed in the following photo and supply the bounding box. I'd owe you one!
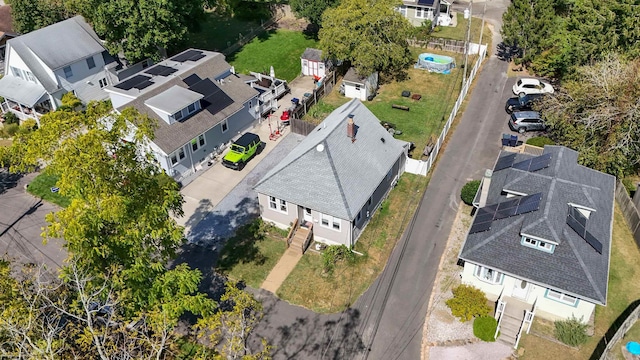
[301,48,326,78]
[342,68,378,101]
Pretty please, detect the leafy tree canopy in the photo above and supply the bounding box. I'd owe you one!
[289,0,340,27]
[540,54,640,177]
[319,0,413,79]
[6,0,69,33]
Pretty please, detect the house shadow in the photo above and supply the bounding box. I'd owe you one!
[247,289,367,359]
[0,170,23,195]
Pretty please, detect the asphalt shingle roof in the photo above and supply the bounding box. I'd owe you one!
[301,48,322,61]
[459,146,615,305]
[116,51,258,154]
[254,99,407,220]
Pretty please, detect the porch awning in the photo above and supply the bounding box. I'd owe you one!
[0,75,47,107]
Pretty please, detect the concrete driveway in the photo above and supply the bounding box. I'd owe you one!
[175,76,317,237]
[0,171,66,269]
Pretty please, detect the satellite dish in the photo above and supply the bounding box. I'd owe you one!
[316,144,325,152]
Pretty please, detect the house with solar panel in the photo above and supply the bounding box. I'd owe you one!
[105,49,260,181]
[254,99,409,250]
[0,16,147,123]
[458,145,615,348]
[397,0,451,27]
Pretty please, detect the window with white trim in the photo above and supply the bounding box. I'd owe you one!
[546,289,578,306]
[398,5,407,17]
[63,66,73,79]
[25,71,37,83]
[268,196,288,213]
[174,110,184,121]
[169,147,186,166]
[86,57,96,69]
[320,213,341,231]
[191,134,205,152]
[474,266,503,284]
[10,66,23,79]
[416,8,425,18]
[188,103,196,113]
[99,78,108,88]
[522,236,555,253]
[221,119,229,133]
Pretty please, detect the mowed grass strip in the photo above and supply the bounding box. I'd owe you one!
[227,29,319,82]
[277,173,428,313]
[518,205,640,359]
[433,13,488,43]
[27,172,70,207]
[215,220,288,289]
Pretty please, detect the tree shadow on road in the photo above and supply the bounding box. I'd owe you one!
[0,170,23,195]
[183,198,214,235]
[187,196,260,246]
[248,290,367,359]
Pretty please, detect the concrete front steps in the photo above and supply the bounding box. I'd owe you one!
[289,226,311,253]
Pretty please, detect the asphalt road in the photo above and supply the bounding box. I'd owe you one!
[248,3,520,359]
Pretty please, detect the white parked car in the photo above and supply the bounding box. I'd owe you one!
[512,78,554,96]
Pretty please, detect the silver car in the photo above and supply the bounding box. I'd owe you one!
[508,111,546,134]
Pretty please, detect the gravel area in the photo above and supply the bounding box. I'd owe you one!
[187,133,305,247]
[421,202,515,360]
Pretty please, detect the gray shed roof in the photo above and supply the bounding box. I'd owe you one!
[7,16,106,93]
[459,146,615,305]
[301,48,323,62]
[254,99,406,220]
[0,75,46,106]
[144,85,204,115]
[343,67,367,84]
[117,51,258,154]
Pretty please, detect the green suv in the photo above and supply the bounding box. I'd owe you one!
[222,132,264,170]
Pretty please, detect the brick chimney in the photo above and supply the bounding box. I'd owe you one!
[347,114,355,141]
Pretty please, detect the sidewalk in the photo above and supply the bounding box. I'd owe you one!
[260,247,303,293]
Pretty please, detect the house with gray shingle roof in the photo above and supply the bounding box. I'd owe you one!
[458,145,615,346]
[0,16,134,122]
[254,99,409,247]
[106,49,260,182]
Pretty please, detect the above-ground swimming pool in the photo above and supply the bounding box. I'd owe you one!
[415,53,456,74]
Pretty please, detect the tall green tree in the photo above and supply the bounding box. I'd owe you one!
[289,0,340,28]
[541,54,640,177]
[6,0,68,33]
[91,0,206,62]
[319,0,412,80]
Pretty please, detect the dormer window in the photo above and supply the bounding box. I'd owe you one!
[144,85,204,124]
[521,236,555,253]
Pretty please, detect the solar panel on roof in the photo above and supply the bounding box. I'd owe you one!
[512,158,532,171]
[494,153,516,171]
[171,50,204,63]
[114,74,152,90]
[134,80,153,90]
[417,0,434,5]
[569,206,587,226]
[189,79,234,116]
[183,74,202,87]
[497,198,519,210]
[514,193,542,215]
[145,65,178,77]
[567,213,586,237]
[469,221,491,234]
[528,153,552,172]
[585,232,603,254]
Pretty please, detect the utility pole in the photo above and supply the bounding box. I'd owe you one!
[462,0,473,85]
[479,0,488,52]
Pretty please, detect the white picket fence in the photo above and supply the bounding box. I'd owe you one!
[405,43,488,176]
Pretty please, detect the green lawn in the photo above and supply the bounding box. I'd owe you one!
[306,47,464,158]
[277,173,428,313]
[518,205,640,359]
[27,172,70,207]
[215,220,288,288]
[227,29,319,82]
[184,11,262,53]
[434,13,489,43]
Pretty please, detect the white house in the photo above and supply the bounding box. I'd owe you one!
[0,16,144,122]
[254,99,409,250]
[398,0,451,27]
[301,48,327,78]
[106,49,260,183]
[458,146,615,348]
[342,68,378,102]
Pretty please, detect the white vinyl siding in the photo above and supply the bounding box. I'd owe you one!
[320,213,341,231]
[474,265,503,284]
[268,196,288,214]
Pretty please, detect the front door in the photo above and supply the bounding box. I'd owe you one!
[303,207,313,223]
[512,279,531,300]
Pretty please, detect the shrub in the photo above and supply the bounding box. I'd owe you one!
[445,284,491,322]
[526,136,555,147]
[322,245,356,275]
[3,112,18,125]
[473,316,498,341]
[3,123,19,137]
[622,178,637,196]
[460,180,480,205]
[554,316,588,347]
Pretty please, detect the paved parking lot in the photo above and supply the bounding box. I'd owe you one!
[0,171,66,269]
[176,75,317,240]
